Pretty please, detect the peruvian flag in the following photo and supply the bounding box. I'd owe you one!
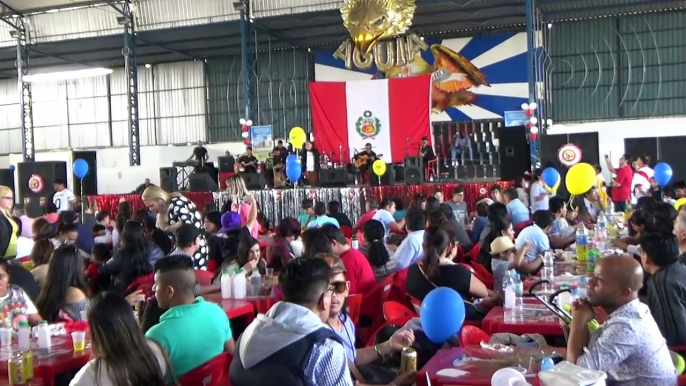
[309,75,432,164]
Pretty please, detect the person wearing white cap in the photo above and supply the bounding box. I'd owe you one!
[490,236,531,295]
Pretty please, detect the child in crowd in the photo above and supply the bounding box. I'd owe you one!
[95,210,112,233]
[92,224,112,245]
[87,243,110,293]
[299,198,314,228]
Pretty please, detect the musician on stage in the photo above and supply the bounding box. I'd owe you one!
[238,146,259,173]
[419,136,436,165]
[271,140,288,187]
[188,140,209,167]
[354,143,377,172]
[300,141,320,186]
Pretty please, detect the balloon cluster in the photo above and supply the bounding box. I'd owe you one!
[520,102,538,139]
[285,127,307,183]
[239,118,253,146]
[541,167,560,192]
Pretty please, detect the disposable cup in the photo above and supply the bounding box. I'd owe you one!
[0,328,11,346]
[71,331,86,351]
[80,310,87,321]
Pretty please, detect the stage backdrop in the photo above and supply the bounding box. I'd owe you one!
[314,32,532,122]
[309,75,431,164]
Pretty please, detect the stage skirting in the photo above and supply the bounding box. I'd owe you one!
[88,181,510,228]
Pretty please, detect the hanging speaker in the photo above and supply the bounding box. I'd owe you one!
[497,126,531,181]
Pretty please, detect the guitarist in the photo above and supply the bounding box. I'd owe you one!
[354,143,377,173]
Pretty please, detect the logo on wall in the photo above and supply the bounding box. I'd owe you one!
[356,111,381,139]
[558,144,582,167]
[28,174,44,193]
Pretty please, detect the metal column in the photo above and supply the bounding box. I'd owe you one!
[239,1,251,119]
[113,0,141,166]
[525,0,539,166]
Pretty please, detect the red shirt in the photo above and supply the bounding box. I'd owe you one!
[85,262,100,294]
[355,210,378,231]
[339,248,376,295]
[612,165,632,202]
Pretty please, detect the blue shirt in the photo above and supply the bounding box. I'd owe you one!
[305,337,354,386]
[393,210,406,222]
[514,224,550,261]
[388,230,425,272]
[530,182,549,211]
[372,209,396,234]
[491,259,510,295]
[506,199,530,227]
[328,314,356,364]
[306,215,340,229]
[470,216,488,244]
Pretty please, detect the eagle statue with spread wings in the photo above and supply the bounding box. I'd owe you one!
[340,0,490,112]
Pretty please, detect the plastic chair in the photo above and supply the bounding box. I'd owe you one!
[340,226,353,239]
[425,159,438,181]
[468,261,495,290]
[195,269,214,286]
[347,294,364,325]
[465,242,480,264]
[179,352,231,386]
[382,301,416,326]
[459,325,490,347]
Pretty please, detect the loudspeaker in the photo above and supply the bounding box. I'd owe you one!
[404,156,423,169]
[370,164,395,186]
[319,169,347,187]
[392,164,405,184]
[404,165,422,185]
[189,173,219,192]
[496,126,531,181]
[17,161,67,217]
[240,172,266,190]
[159,167,178,192]
[218,156,235,173]
[0,169,14,193]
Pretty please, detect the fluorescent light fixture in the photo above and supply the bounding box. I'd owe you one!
[23,68,113,83]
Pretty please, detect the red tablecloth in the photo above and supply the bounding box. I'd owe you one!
[482,306,564,336]
[204,294,256,323]
[0,379,44,385]
[247,297,279,315]
[89,192,213,217]
[418,346,564,386]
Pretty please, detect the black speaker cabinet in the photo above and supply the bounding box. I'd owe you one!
[496,126,531,181]
[404,165,422,185]
[369,164,395,186]
[392,164,405,184]
[218,156,235,173]
[189,173,219,192]
[240,172,266,190]
[159,167,178,192]
[17,161,67,217]
[319,169,347,187]
[0,169,14,194]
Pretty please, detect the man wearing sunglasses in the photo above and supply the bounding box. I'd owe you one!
[230,258,353,386]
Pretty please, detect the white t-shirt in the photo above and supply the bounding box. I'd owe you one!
[53,189,75,212]
[632,166,654,203]
[70,339,166,386]
[372,209,395,235]
[14,237,34,258]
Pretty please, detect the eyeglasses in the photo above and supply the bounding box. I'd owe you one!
[1,196,13,200]
[329,281,347,294]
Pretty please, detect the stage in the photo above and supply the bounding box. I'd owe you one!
[88,180,510,227]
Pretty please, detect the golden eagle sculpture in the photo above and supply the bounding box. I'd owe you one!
[340,0,417,54]
[385,45,491,112]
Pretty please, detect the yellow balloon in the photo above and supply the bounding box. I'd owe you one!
[372,160,386,176]
[289,127,306,149]
[676,198,686,212]
[565,162,596,196]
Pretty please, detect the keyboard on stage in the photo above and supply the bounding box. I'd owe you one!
[172,160,200,168]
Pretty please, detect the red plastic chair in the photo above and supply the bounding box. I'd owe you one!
[358,274,396,342]
[459,325,490,346]
[425,159,438,181]
[195,269,214,286]
[382,301,416,326]
[179,352,231,386]
[347,294,364,325]
[465,242,480,263]
[514,220,532,236]
[340,226,353,239]
[468,261,495,290]
[124,272,155,297]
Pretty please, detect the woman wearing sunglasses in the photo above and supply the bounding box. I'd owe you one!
[320,254,416,386]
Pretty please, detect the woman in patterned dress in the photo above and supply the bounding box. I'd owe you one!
[141,186,208,269]
[0,259,42,328]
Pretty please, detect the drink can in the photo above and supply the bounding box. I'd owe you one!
[8,353,25,385]
[21,351,33,380]
[400,347,417,372]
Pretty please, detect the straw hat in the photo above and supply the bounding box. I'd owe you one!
[490,236,515,255]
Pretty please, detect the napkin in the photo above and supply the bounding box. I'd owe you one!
[538,361,607,386]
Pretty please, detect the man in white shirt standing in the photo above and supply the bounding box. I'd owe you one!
[631,155,653,204]
[52,179,75,213]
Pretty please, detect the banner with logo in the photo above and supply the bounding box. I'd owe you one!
[249,125,273,161]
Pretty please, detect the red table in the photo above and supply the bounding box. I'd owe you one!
[418,346,564,386]
[482,305,564,336]
[205,295,256,322]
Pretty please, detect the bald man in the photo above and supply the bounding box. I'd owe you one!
[567,255,676,386]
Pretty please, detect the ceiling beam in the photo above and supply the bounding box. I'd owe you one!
[137,37,201,61]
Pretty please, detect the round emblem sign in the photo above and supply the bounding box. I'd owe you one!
[28,174,44,193]
[557,144,582,167]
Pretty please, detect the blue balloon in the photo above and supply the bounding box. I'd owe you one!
[420,287,465,344]
[72,158,89,179]
[8,165,14,172]
[285,160,302,182]
[286,154,298,165]
[653,162,673,187]
[541,167,560,188]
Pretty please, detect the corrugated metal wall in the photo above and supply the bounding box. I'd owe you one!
[0,60,205,155]
[206,48,312,142]
[548,13,686,122]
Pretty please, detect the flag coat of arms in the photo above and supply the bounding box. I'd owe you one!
[309,75,432,164]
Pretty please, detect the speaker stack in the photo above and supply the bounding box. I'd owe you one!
[403,156,423,185]
[18,161,68,218]
[319,168,347,187]
[159,167,178,192]
[240,173,267,190]
[496,126,531,181]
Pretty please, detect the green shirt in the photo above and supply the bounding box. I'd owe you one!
[145,297,232,377]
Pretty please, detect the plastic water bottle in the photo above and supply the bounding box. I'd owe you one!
[503,271,515,322]
[513,272,524,321]
[587,246,597,275]
[576,226,588,261]
[542,251,555,292]
[220,268,232,299]
[557,284,571,310]
[232,269,247,299]
[251,269,263,297]
[351,235,359,249]
[17,321,30,351]
[540,356,555,372]
[597,211,607,231]
[36,321,52,354]
[577,277,588,299]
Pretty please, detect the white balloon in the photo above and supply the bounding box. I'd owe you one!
[530,116,538,125]
[529,102,538,110]
[241,132,248,139]
[492,138,500,147]
[530,126,539,134]
[546,119,553,126]
[246,119,253,126]
[520,102,529,111]
[239,118,246,125]
[310,133,315,141]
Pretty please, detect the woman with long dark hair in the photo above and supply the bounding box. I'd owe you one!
[406,226,489,321]
[70,291,169,386]
[98,221,152,293]
[361,220,390,281]
[36,245,89,322]
[266,217,300,269]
